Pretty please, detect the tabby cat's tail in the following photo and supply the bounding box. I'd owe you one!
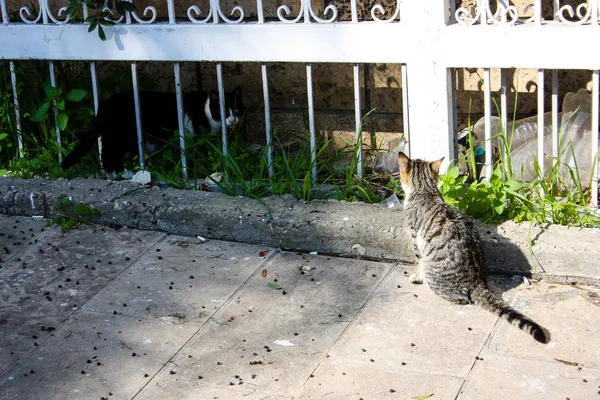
[472,284,550,343]
[61,129,100,169]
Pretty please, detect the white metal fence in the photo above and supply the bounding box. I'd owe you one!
[0,0,599,205]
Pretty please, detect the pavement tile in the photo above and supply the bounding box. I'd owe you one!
[301,362,463,400]
[484,281,600,369]
[82,236,272,322]
[0,226,165,372]
[457,354,600,400]
[0,216,51,265]
[308,268,500,379]
[0,311,199,400]
[134,251,393,399]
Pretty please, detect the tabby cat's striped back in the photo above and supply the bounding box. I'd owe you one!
[398,152,550,344]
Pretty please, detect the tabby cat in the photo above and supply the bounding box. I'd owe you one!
[398,152,550,343]
[62,86,243,179]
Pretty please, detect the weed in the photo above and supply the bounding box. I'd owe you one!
[53,194,101,232]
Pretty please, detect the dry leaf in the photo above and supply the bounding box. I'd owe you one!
[261,269,268,278]
[554,358,578,366]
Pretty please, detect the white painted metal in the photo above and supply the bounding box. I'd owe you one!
[353,64,362,178]
[351,0,358,23]
[216,63,228,157]
[537,69,545,180]
[167,0,176,24]
[89,61,102,166]
[261,64,274,178]
[2,23,600,69]
[401,64,410,157]
[306,64,317,182]
[0,0,8,23]
[173,62,188,179]
[130,62,145,170]
[535,0,542,25]
[48,61,62,162]
[592,70,599,207]
[400,1,453,165]
[256,0,265,24]
[500,68,508,165]
[9,61,23,155]
[483,68,492,180]
[551,70,559,159]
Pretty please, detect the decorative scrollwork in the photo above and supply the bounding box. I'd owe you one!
[129,5,157,24]
[187,0,244,24]
[371,1,400,23]
[187,5,212,24]
[20,3,43,24]
[487,0,519,25]
[556,2,592,26]
[20,0,69,24]
[455,0,482,25]
[277,0,337,24]
[102,5,125,24]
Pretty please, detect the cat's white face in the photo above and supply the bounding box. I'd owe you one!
[225,108,237,128]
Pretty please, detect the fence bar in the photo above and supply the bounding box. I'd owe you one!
[353,64,362,178]
[500,68,508,163]
[535,0,542,24]
[551,69,559,158]
[591,70,599,207]
[1,0,8,23]
[256,0,264,24]
[216,63,228,157]
[9,62,23,155]
[48,61,62,162]
[480,0,487,25]
[174,62,188,179]
[131,62,145,170]
[89,61,102,166]
[483,68,492,180]
[261,63,274,178]
[167,0,175,24]
[350,0,358,23]
[537,69,545,179]
[401,64,410,157]
[306,63,317,182]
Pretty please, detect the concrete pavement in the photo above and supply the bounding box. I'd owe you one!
[0,215,599,399]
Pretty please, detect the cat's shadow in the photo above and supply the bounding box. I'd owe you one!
[477,221,536,295]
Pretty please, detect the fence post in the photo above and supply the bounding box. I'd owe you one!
[402,0,454,166]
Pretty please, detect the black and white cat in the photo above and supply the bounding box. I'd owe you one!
[62,86,243,179]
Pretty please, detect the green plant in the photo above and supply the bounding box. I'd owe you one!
[53,194,101,232]
[30,82,87,131]
[440,89,600,228]
[66,0,137,41]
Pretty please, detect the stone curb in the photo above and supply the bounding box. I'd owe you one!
[1,177,599,286]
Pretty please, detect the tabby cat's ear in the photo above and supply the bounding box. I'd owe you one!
[398,152,411,172]
[430,157,444,175]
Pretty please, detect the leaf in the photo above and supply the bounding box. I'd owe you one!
[98,25,107,41]
[261,269,268,278]
[412,394,434,400]
[55,99,65,111]
[66,88,87,102]
[0,133,8,141]
[31,102,51,122]
[267,282,281,290]
[43,82,61,100]
[57,112,68,131]
[554,358,578,366]
[116,1,137,12]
